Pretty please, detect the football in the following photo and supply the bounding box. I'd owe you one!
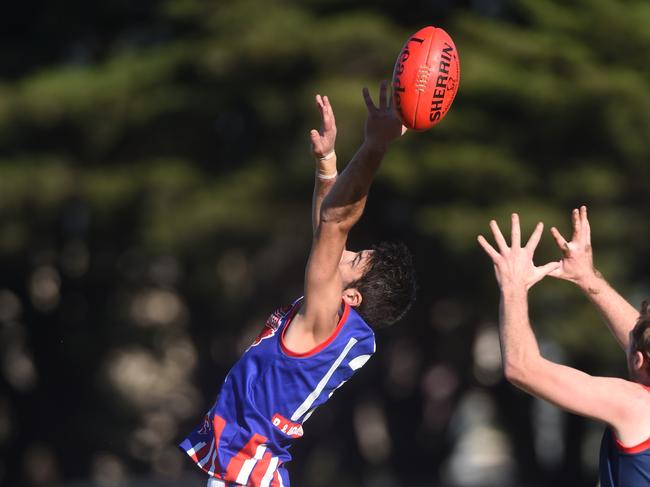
[392,26,460,131]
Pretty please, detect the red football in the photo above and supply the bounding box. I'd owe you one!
[392,26,460,131]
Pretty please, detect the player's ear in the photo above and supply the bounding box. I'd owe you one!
[342,288,362,308]
[633,350,645,371]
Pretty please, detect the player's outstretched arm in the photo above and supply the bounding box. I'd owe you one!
[548,206,639,350]
[293,81,405,345]
[478,215,649,446]
[318,81,405,232]
[310,94,338,234]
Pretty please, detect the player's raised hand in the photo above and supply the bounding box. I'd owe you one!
[362,80,407,151]
[310,94,337,160]
[478,214,560,292]
[548,206,597,284]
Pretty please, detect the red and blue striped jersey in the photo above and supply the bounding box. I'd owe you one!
[599,386,650,487]
[180,297,376,486]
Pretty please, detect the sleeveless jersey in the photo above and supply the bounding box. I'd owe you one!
[180,297,376,486]
[599,386,650,487]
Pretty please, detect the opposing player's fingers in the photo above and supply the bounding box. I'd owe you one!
[379,80,388,110]
[550,227,570,255]
[477,235,501,262]
[571,208,581,241]
[525,222,544,252]
[511,213,521,248]
[548,264,564,279]
[538,261,562,276]
[580,205,591,240]
[489,220,509,253]
[362,87,377,112]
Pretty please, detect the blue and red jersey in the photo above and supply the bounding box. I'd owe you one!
[180,297,376,486]
[600,386,650,486]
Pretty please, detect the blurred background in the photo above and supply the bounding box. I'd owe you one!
[1,0,650,486]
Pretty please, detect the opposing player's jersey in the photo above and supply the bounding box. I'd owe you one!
[180,297,376,486]
[599,386,650,487]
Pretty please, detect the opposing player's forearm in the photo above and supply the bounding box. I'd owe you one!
[499,288,542,386]
[575,272,639,349]
[319,142,384,231]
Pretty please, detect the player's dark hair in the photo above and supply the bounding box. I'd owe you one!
[346,241,417,329]
[632,301,650,362]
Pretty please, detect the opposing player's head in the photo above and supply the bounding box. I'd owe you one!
[628,301,650,384]
[339,241,416,329]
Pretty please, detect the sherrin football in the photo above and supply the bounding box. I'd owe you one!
[392,26,460,131]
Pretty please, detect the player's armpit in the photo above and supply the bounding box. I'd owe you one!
[506,356,650,446]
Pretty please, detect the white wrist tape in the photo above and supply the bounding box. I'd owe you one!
[317,150,336,161]
[316,170,338,180]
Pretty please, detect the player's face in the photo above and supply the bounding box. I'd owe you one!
[339,249,373,288]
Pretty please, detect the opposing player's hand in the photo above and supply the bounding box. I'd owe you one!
[478,214,560,292]
[548,206,598,284]
[310,94,337,160]
[362,80,407,152]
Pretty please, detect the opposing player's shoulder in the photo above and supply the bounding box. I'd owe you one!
[617,380,650,406]
[610,380,650,446]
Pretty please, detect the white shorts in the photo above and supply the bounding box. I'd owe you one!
[207,478,239,487]
[207,478,227,487]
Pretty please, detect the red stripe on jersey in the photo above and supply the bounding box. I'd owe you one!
[616,435,650,454]
[211,415,227,471]
[280,301,350,358]
[224,433,268,481]
[271,470,281,487]
[248,450,273,485]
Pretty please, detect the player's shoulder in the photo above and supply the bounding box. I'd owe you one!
[342,305,376,354]
[342,304,374,336]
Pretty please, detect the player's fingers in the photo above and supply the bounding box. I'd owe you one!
[511,213,521,248]
[314,95,326,126]
[315,94,324,110]
[525,222,544,252]
[309,129,321,146]
[550,227,570,255]
[321,103,333,131]
[379,80,388,110]
[477,235,501,262]
[489,220,509,253]
[362,87,377,112]
[323,96,336,123]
